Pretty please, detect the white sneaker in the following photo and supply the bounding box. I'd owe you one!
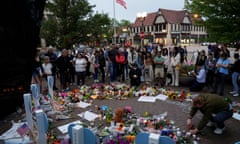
[206,121,215,127]
[233,93,239,97]
[229,91,235,94]
[214,127,225,135]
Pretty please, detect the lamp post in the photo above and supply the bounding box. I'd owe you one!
[137,12,147,48]
[121,28,127,47]
[193,14,200,44]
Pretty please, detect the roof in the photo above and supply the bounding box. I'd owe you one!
[131,8,189,27]
[131,12,157,27]
[160,8,186,24]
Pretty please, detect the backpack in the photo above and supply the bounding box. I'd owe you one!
[116,54,125,64]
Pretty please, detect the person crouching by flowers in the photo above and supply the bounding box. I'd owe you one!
[189,62,206,92]
[129,63,142,87]
[187,93,233,135]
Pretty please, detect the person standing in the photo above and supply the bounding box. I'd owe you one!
[42,56,52,80]
[108,44,118,82]
[74,53,87,86]
[68,49,75,85]
[31,49,43,85]
[45,47,58,90]
[205,53,216,89]
[135,51,145,82]
[212,52,230,96]
[187,93,233,135]
[169,47,181,87]
[229,53,240,97]
[195,50,207,70]
[98,49,106,83]
[56,49,72,90]
[144,52,154,84]
[115,48,126,82]
[153,51,165,86]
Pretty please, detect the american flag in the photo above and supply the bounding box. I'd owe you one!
[17,123,30,136]
[116,0,127,9]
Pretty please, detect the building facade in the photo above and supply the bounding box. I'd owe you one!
[129,8,207,47]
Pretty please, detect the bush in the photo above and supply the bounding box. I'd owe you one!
[180,64,195,75]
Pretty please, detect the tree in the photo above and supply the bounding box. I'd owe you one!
[40,0,111,49]
[185,0,240,44]
[40,0,94,49]
[87,13,112,46]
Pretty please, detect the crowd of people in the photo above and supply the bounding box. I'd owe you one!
[30,43,240,136]
[31,43,240,96]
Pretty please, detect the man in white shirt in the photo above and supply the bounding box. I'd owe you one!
[189,62,206,91]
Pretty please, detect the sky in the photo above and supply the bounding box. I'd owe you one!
[88,0,185,22]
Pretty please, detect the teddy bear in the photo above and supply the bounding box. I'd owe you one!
[114,108,124,123]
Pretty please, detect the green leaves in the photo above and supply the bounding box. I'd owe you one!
[186,0,240,43]
[40,0,112,48]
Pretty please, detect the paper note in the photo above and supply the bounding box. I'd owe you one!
[155,94,168,101]
[138,96,156,103]
[75,101,91,108]
[232,112,240,121]
[78,111,99,121]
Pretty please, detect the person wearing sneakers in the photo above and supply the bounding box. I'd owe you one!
[187,93,233,135]
[229,53,240,97]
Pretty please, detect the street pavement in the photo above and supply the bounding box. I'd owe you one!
[1,75,240,144]
[1,45,240,144]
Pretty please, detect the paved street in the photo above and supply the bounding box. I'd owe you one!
[1,45,240,144]
[1,75,240,144]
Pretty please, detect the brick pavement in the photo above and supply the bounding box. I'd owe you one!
[1,45,240,143]
[1,75,240,144]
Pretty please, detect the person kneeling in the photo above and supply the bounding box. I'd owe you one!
[189,63,206,92]
[129,63,142,87]
[187,94,233,135]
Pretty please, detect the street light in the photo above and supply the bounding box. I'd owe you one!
[121,28,128,47]
[137,12,147,48]
[193,13,200,44]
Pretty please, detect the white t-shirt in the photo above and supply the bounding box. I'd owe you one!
[75,58,87,72]
[42,63,52,75]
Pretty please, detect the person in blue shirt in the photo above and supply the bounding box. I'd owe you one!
[212,52,230,96]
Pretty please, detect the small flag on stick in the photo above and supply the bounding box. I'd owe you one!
[17,123,30,137]
[116,0,127,9]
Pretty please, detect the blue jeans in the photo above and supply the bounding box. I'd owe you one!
[109,62,116,82]
[214,73,227,95]
[212,108,233,128]
[232,72,239,94]
[124,63,129,79]
[93,68,98,81]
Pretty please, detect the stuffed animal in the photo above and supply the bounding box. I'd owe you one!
[114,108,124,123]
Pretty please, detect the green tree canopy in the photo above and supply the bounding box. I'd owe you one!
[40,0,112,49]
[186,0,240,44]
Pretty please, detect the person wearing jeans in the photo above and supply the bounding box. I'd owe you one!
[230,53,240,97]
[212,52,230,96]
[187,93,233,135]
